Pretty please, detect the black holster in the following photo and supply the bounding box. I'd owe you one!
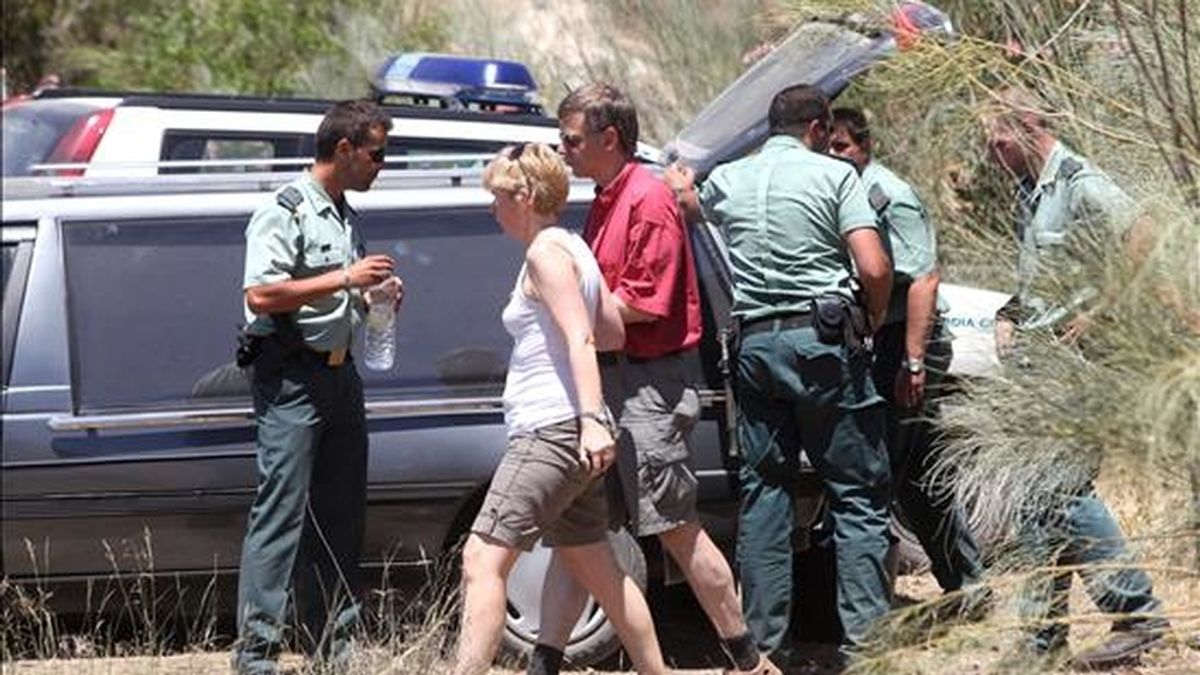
[811,293,871,355]
[235,331,264,368]
[235,313,305,370]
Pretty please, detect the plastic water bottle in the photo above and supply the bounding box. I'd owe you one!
[364,277,400,371]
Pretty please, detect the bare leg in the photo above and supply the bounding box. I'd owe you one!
[556,542,668,675]
[659,521,747,640]
[535,550,591,650]
[453,533,521,675]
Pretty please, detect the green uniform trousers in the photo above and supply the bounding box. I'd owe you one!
[1019,489,1166,651]
[233,339,368,674]
[873,320,983,591]
[734,322,891,654]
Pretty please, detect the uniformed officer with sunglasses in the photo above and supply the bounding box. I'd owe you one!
[233,99,401,675]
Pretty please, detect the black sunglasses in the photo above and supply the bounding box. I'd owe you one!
[558,123,613,150]
[509,142,530,161]
[367,146,386,163]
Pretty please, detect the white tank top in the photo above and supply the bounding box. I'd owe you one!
[501,228,603,436]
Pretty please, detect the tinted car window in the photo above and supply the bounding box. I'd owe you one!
[160,131,308,174]
[385,139,508,170]
[63,215,249,411]
[60,204,587,412]
[2,101,102,175]
[355,204,588,399]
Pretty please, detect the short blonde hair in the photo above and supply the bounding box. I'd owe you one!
[482,143,569,216]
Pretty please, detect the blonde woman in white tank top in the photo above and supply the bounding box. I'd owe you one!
[452,144,668,675]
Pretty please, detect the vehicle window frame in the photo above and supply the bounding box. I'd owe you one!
[2,229,36,390]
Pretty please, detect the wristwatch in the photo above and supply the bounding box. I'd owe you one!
[902,358,924,375]
[579,410,618,436]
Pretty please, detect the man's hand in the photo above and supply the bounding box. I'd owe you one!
[348,254,395,289]
[580,419,616,479]
[663,163,694,194]
[365,274,406,311]
[995,317,1017,358]
[663,162,702,225]
[895,368,927,410]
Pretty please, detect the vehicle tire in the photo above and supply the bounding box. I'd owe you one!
[500,528,647,667]
[891,501,1008,577]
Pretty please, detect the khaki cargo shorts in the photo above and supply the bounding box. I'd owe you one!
[602,351,702,537]
[472,418,608,551]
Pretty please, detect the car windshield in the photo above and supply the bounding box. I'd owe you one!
[1,100,102,176]
[666,20,889,177]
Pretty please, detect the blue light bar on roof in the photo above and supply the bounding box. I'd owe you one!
[372,53,543,114]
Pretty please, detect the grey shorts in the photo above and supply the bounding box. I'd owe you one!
[602,351,702,537]
[472,418,608,551]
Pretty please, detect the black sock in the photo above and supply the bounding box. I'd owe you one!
[527,643,565,675]
[722,631,761,671]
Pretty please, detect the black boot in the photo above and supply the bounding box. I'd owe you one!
[1071,628,1164,671]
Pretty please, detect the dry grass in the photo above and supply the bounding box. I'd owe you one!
[6,2,1200,674]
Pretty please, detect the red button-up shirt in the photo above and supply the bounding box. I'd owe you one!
[584,162,702,360]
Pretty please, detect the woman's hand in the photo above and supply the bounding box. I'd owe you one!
[580,418,616,479]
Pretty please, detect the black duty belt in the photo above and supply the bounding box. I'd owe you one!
[740,312,813,337]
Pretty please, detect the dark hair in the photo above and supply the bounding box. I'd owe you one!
[315,99,393,162]
[767,84,831,135]
[557,83,639,157]
[832,107,871,146]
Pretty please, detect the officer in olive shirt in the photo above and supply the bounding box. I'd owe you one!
[830,108,985,599]
[671,84,893,663]
[985,91,1167,669]
[233,100,399,674]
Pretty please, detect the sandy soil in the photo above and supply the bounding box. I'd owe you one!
[5,571,1197,675]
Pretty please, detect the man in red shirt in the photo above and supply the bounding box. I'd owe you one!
[528,83,778,675]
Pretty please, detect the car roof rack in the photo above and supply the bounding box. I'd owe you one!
[27,153,497,174]
[32,87,557,126]
[2,170,490,200]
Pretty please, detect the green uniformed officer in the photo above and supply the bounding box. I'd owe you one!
[233,99,399,674]
[985,91,1167,669]
[829,108,986,600]
[670,84,894,664]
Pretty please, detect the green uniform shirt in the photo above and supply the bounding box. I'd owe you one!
[699,135,878,322]
[243,173,365,351]
[1016,141,1134,328]
[861,161,939,325]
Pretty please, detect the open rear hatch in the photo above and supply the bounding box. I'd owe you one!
[664,2,953,178]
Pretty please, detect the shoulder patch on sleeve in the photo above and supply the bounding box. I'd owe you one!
[276,186,304,213]
[1058,157,1084,181]
[868,183,891,213]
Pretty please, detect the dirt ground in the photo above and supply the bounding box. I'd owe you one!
[5,572,1198,675]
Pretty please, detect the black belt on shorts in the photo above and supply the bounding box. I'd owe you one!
[739,311,813,337]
